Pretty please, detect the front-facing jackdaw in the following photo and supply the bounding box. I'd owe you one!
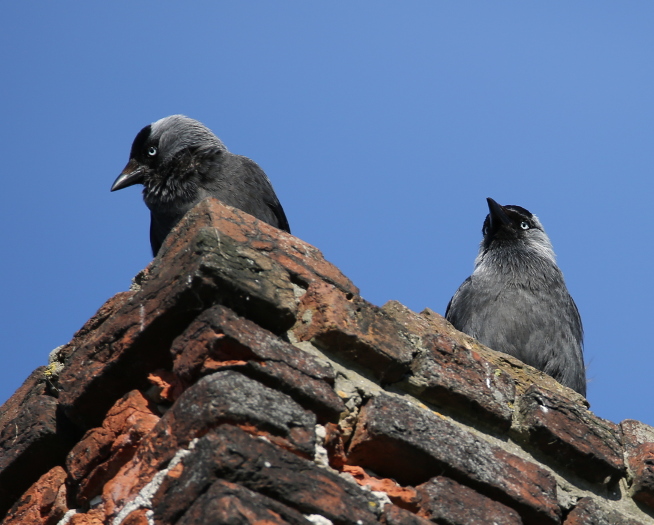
[111,115,290,255]
[445,198,586,396]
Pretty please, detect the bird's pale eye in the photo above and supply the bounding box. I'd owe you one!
[520,221,530,230]
[147,146,158,157]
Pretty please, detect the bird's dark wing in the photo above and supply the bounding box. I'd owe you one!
[149,210,180,256]
[232,156,290,234]
[536,289,585,395]
[445,277,472,325]
[445,276,486,338]
[150,219,163,257]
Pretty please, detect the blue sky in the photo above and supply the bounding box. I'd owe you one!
[2,3,653,426]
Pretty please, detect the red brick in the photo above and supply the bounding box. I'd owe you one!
[293,282,414,382]
[381,505,433,525]
[621,419,654,509]
[380,301,443,337]
[564,497,647,525]
[54,291,136,363]
[0,369,75,519]
[152,425,381,525]
[323,422,347,470]
[382,301,514,430]
[150,200,301,336]
[416,476,522,525]
[59,201,302,430]
[160,197,358,296]
[146,370,185,403]
[68,508,105,525]
[516,385,624,484]
[171,305,344,422]
[147,370,316,460]
[121,509,150,525]
[347,394,560,525]
[387,302,588,406]
[342,465,419,511]
[157,479,310,525]
[100,457,152,521]
[410,332,515,429]
[102,371,316,519]
[2,466,67,525]
[65,390,160,506]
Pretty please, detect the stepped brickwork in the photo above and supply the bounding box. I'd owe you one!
[1,198,653,525]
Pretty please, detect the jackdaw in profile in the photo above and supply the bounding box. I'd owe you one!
[111,115,290,256]
[445,198,586,396]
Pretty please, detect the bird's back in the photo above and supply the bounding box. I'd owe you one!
[213,153,290,233]
[147,148,290,255]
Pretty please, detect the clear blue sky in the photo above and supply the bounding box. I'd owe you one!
[2,3,653,426]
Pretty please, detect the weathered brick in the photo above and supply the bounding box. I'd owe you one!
[65,390,160,506]
[416,476,523,525]
[381,301,442,337]
[516,385,624,484]
[121,509,150,525]
[171,305,344,422]
[152,425,381,525]
[149,370,316,460]
[341,465,419,510]
[0,368,76,519]
[162,479,310,525]
[68,508,105,524]
[323,422,348,470]
[2,466,68,525]
[54,291,136,364]
[149,199,301,335]
[102,371,316,519]
[385,301,588,406]
[59,200,302,430]
[409,332,515,429]
[159,197,358,296]
[564,497,648,525]
[381,505,433,525]
[621,419,654,509]
[10,195,654,525]
[382,301,514,429]
[347,394,560,525]
[293,282,414,383]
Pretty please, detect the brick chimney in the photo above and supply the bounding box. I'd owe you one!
[1,198,653,525]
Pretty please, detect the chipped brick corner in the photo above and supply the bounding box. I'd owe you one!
[1,197,653,525]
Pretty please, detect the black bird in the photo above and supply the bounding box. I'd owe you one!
[111,115,290,255]
[445,198,586,396]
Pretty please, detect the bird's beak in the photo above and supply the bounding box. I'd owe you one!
[111,159,145,191]
[487,197,511,229]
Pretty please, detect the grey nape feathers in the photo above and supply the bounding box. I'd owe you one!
[445,198,586,396]
[111,115,290,256]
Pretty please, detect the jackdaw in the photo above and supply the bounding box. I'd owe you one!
[111,115,290,255]
[445,198,586,396]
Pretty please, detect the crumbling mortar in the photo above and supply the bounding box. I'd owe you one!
[568,491,654,524]
[295,335,391,393]
[310,334,626,502]
[289,329,654,521]
[56,509,79,525]
[508,393,626,489]
[129,268,149,292]
[229,344,337,383]
[304,514,334,525]
[313,424,333,471]
[44,347,66,396]
[110,438,199,525]
[17,201,654,525]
